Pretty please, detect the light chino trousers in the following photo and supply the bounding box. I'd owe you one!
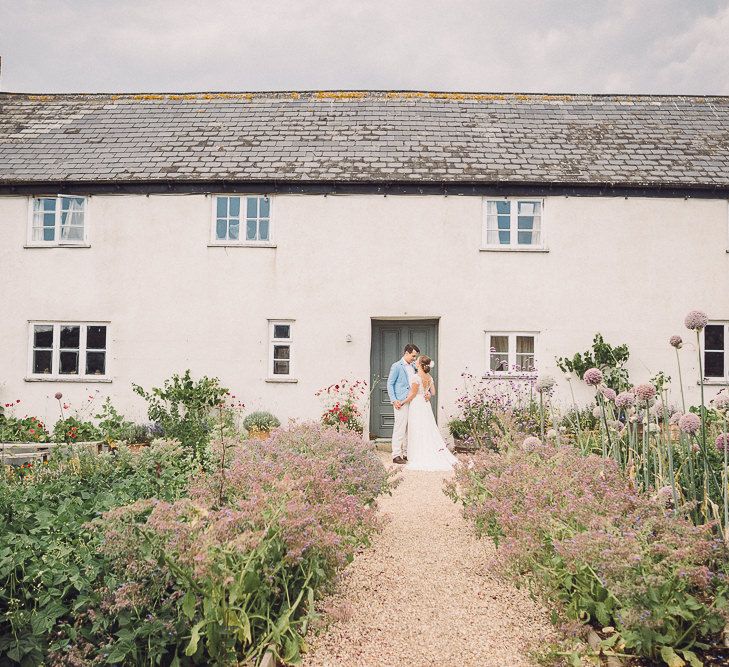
[391,401,410,459]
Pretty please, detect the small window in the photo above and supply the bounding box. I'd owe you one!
[483,199,543,248]
[704,322,728,381]
[213,195,271,244]
[486,332,537,375]
[28,322,109,380]
[30,196,87,245]
[269,320,293,378]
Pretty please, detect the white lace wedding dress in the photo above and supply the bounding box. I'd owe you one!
[405,374,458,471]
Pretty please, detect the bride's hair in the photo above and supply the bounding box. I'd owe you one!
[418,355,432,374]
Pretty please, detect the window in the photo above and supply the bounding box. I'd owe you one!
[28,322,108,379]
[269,321,293,378]
[483,199,543,248]
[213,195,271,244]
[704,322,728,381]
[29,196,87,245]
[486,332,537,375]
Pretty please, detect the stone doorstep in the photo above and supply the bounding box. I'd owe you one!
[373,439,392,453]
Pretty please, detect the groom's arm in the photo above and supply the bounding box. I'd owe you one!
[386,363,398,404]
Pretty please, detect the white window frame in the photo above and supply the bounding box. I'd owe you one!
[26,321,110,382]
[481,197,546,251]
[267,320,295,381]
[210,194,275,247]
[484,331,539,377]
[703,321,729,384]
[26,195,90,247]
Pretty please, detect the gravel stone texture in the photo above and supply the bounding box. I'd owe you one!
[302,455,554,666]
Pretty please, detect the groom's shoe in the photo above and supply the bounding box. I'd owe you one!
[392,456,406,464]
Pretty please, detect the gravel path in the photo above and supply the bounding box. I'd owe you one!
[302,455,554,666]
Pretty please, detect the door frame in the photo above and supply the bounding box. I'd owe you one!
[368,317,440,439]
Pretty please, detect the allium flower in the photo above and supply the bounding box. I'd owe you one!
[648,423,660,433]
[546,428,557,439]
[615,391,636,409]
[712,391,729,411]
[54,392,63,400]
[522,436,542,451]
[583,368,603,386]
[600,387,616,402]
[684,310,708,331]
[669,335,683,349]
[669,412,682,425]
[715,433,729,452]
[535,375,556,393]
[592,406,602,419]
[634,384,657,403]
[678,412,701,435]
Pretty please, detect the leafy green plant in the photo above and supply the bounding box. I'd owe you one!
[133,370,228,463]
[242,410,281,434]
[94,397,135,443]
[447,417,470,440]
[0,415,50,443]
[51,416,101,443]
[556,333,631,392]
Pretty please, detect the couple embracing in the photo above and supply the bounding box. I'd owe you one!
[386,343,458,471]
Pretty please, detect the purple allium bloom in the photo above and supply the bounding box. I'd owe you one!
[583,368,603,386]
[592,406,602,419]
[634,384,657,403]
[716,433,729,452]
[522,436,542,451]
[600,387,617,402]
[713,391,729,411]
[669,412,682,425]
[535,375,556,393]
[54,392,63,400]
[684,310,708,331]
[615,391,636,409]
[678,412,701,435]
[546,428,558,439]
[669,335,683,349]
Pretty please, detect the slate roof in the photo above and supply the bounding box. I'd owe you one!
[1,90,729,188]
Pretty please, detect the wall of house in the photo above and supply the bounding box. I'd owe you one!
[1,192,728,435]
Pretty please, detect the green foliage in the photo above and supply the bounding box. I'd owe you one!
[94,396,136,443]
[133,370,228,462]
[0,415,49,443]
[242,410,281,434]
[556,333,631,392]
[51,416,102,443]
[447,417,470,440]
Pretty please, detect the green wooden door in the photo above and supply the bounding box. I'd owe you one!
[369,319,439,439]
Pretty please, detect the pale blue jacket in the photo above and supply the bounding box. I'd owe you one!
[387,359,416,402]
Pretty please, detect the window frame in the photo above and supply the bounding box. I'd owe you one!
[703,321,729,383]
[267,320,295,380]
[26,321,110,382]
[484,331,539,377]
[481,197,546,251]
[26,195,90,247]
[210,194,275,247]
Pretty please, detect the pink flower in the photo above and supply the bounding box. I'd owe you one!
[715,433,729,452]
[678,413,701,435]
[634,384,656,403]
[669,335,683,349]
[583,368,603,386]
[615,391,636,409]
[684,310,708,331]
[600,387,617,402]
[522,436,542,451]
[54,392,63,400]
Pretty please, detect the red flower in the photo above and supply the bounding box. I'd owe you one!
[16,399,20,404]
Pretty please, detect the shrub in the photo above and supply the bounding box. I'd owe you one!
[133,369,229,462]
[51,416,102,443]
[446,444,729,666]
[242,410,281,434]
[315,379,367,434]
[0,414,50,442]
[94,396,136,443]
[556,333,631,392]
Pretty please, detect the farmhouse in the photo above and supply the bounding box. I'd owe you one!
[1,90,728,437]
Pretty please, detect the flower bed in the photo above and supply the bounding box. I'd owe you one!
[446,444,729,666]
[1,424,394,665]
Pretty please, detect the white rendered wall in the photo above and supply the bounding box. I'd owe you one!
[1,193,728,434]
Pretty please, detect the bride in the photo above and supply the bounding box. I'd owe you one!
[402,355,458,471]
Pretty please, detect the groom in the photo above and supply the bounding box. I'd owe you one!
[386,343,420,464]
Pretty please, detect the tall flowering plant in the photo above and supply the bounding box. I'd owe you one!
[316,379,367,434]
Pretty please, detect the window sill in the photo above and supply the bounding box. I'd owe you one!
[698,379,729,386]
[207,242,277,248]
[479,247,549,253]
[265,377,298,384]
[25,376,112,383]
[24,243,91,249]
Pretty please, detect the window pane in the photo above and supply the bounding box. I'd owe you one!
[216,197,227,217]
[216,218,227,239]
[60,325,80,348]
[258,219,270,241]
[273,360,290,375]
[259,197,270,217]
[61,225,84,241]
[498,230,510,244]
[517,230,533,245]
[516,353,536,372]
[43,226,55,241]
[486,229,500,244]
[229,196,240,217]
[490,354,508,372]
[516,336,534,353]
[246,219,257,240]
[495,201,510,214]
[86,351,106,375]
[705,325,724,351]
[59,350,79,375]
[34,325,53,348]
[87,325,106,349]
[705,351,724,378]
[246,197,258,218]
[273,325,290,339]
[273,345,290,360]
[490,335,508,372]
[33,350,52,374]
[229,220,239,240]
[497,216,510,230]
[490,335,508,353]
